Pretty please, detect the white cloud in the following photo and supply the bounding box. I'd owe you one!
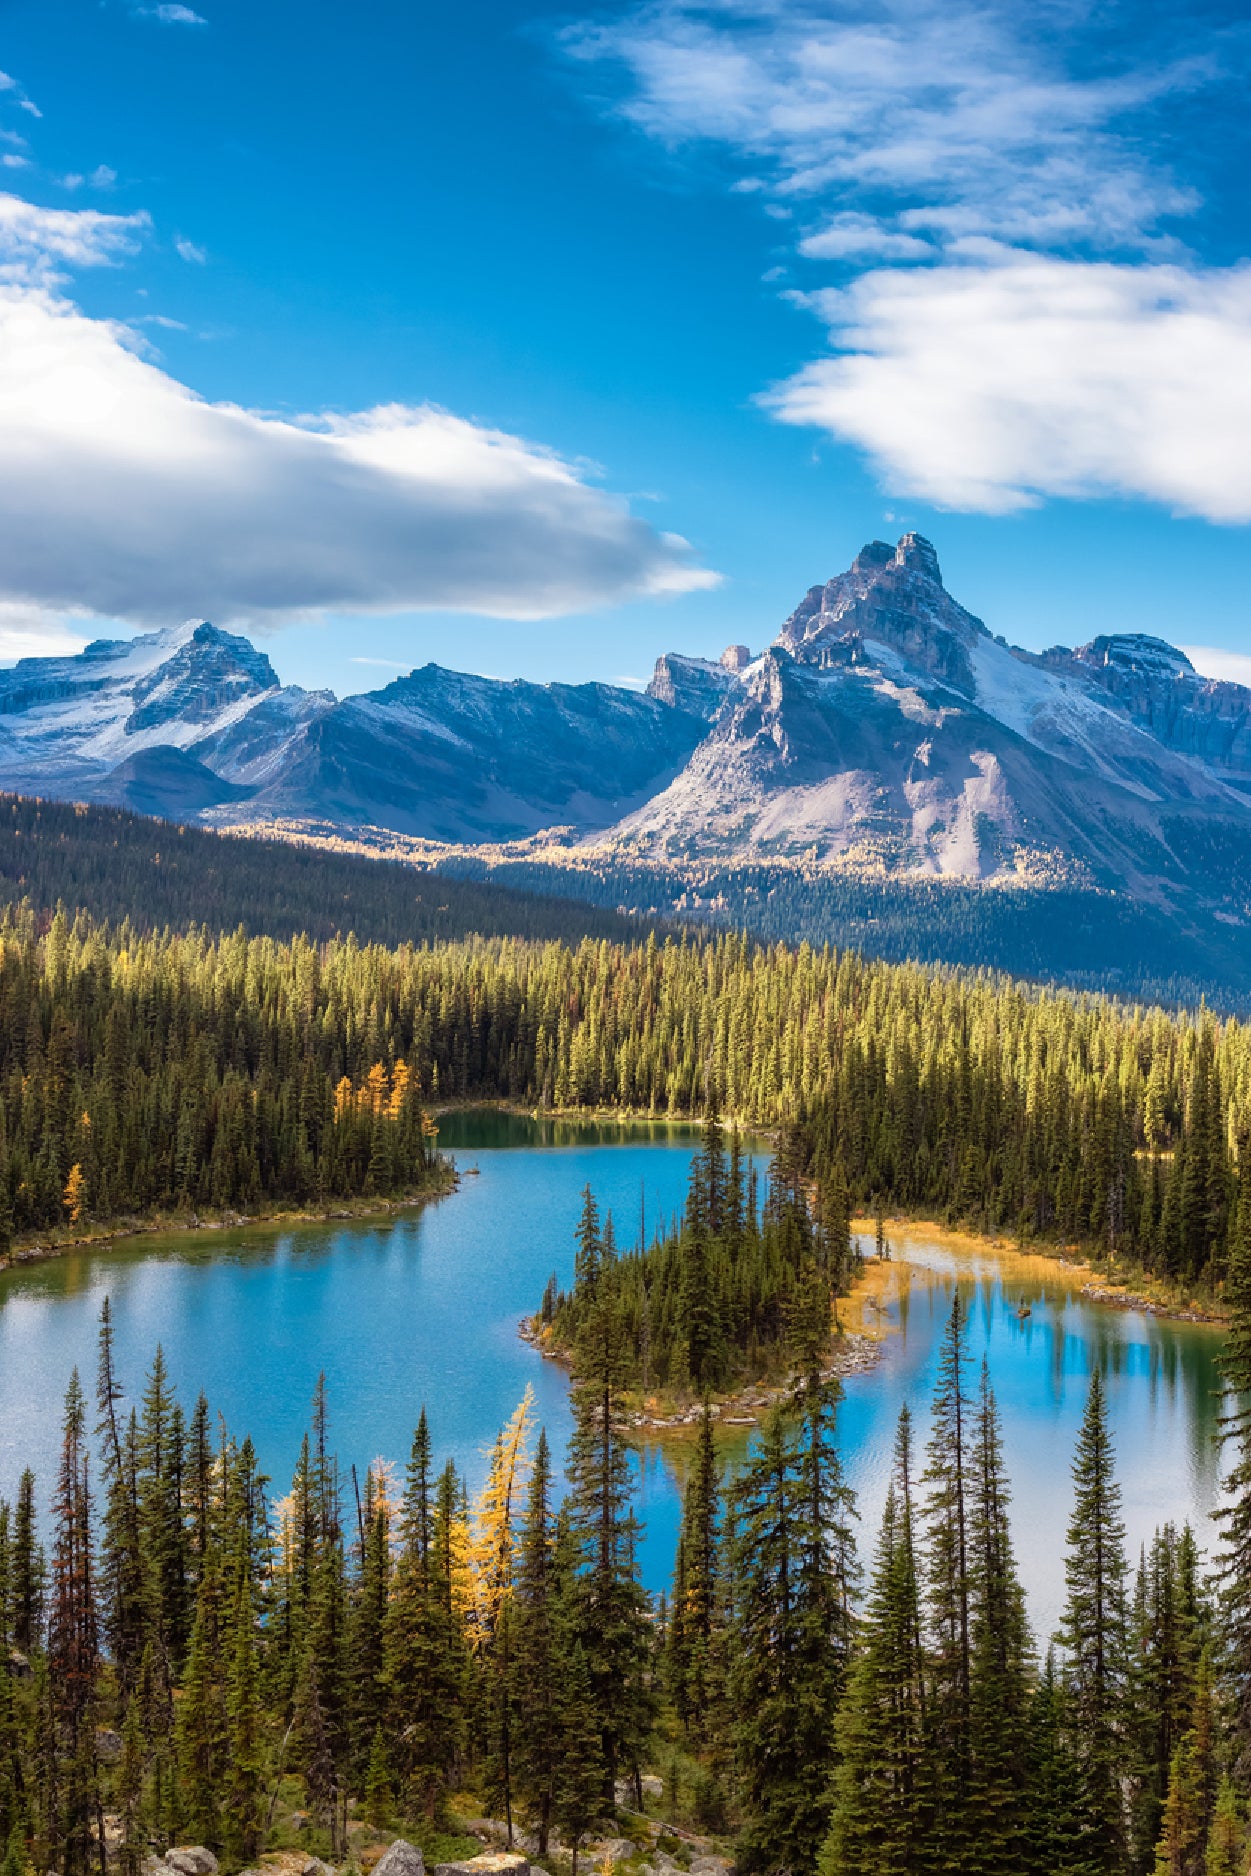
[0,70,40,121]
[1180,646,1251,690]
[174,235,207,263]
[799,213,932,261]
[0,602,90,665]
[563,0,1251,520]
[763,248,1251,518]
[136,4,208,21]
[0,195,149,281]
[0,156,29,172]
[90,166,118,190]
[0,192,715,627]
[565,1,1210,249]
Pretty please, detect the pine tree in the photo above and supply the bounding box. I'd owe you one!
[729,1391,855,1876]
[1202,1778,1243,1876]
[922,1292,975,1862]
[1058,1367,1131,1873]
[823,1409,928,1876]
[566,1216,653,1803]
[1152,1653,1217,1876]
[46,1371,99,1876]
[96,1297,144,1685]
[673,1401,723,1734]
[512,1431,561,1854]
[223,1560,266,1869]
[1215,1166,1251,1777]
[967,1361,1033,1868]
[385,1415,465,1821]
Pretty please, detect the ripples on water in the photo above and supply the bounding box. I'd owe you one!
[0,1109,1226,1641]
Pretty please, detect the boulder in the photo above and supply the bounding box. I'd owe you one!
[640,1777,663,1802]
[689,1861,730,1876]
[166,1852,219,1876]
[373,1844,428,1876]
[434,1857,528,1876]
[94,1728,124,1765]
[593,1842,636,1863]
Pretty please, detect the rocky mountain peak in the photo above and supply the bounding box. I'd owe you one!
[126,621,279,734]
[893,530,943,582]
[1072,634,1195,678]
[774,531,986,694]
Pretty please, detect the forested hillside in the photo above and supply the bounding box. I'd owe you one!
[0,795,644,948]
[433,850,1251,1011]
[0,909,1245,1292]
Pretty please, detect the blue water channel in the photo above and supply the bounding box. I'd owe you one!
[0,1108,1227,1642]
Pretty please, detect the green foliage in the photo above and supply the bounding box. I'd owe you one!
[0,793,646,950]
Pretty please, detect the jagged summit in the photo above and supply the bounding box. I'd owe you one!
[774,532,987,695]
[0,534,1247,900]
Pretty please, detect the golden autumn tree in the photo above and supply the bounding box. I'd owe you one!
[62,1162,87,1226]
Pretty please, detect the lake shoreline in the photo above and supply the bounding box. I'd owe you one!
[0,1163,459,1275]
[518,1312,885,1438]
[437,1101,1230,1327]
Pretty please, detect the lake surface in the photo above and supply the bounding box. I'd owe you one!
[0,1108,1227,1641]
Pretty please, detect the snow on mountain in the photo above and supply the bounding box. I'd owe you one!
[604,534,1251,887]
[0,538,1249,909]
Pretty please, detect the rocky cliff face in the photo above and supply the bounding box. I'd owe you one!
[1032,635,1251,784]
[611,533,1251,899]
[0,542,1249,914]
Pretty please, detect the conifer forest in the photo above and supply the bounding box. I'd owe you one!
[1,880,1251,1874]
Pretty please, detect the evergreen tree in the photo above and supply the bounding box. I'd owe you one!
[823,1408,928,1876]
[1058,1368,1131,1873]
[1215,1167,1251,1778]
[967,1361,1033,1869]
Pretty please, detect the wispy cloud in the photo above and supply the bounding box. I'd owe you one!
[174,235,207,263]
[0,191,716,630]
[563,0,1251,518]
[0,194,149,281]
[0,603,90,665]
[765,248,1251,519]
[0,69,41,121]
[1180,646,1251,690]
[135,4,208,22]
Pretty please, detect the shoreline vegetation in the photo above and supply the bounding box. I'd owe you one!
[0,1163,458,1275]
[0,1090,1227,1336]
[0,911,1245,1312]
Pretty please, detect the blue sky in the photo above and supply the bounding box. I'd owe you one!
[2,0,1251,696]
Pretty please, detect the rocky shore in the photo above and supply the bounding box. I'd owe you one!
[1078,1282,1223,1325]
[518,1318,882,1432]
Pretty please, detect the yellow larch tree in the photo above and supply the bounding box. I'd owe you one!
[469,1384,535,1648]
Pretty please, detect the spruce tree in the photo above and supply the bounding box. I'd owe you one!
[1058,1367,1131,1873]
[922,1292,975,1863]
[512,1431,560,1853]
[967,1362,1033,1868]
[1215,1166,1251,1776]
[823,1408,928,1876]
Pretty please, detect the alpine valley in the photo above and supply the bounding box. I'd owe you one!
[7,533,1251,999]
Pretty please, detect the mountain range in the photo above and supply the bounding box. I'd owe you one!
[4,533,1251,985]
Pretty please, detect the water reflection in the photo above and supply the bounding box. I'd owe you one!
[0,1111,1227,1644]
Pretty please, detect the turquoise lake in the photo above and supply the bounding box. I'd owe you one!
[0,1108,1228,1641]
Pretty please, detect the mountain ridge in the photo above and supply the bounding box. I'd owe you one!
[2,536,1250,962]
